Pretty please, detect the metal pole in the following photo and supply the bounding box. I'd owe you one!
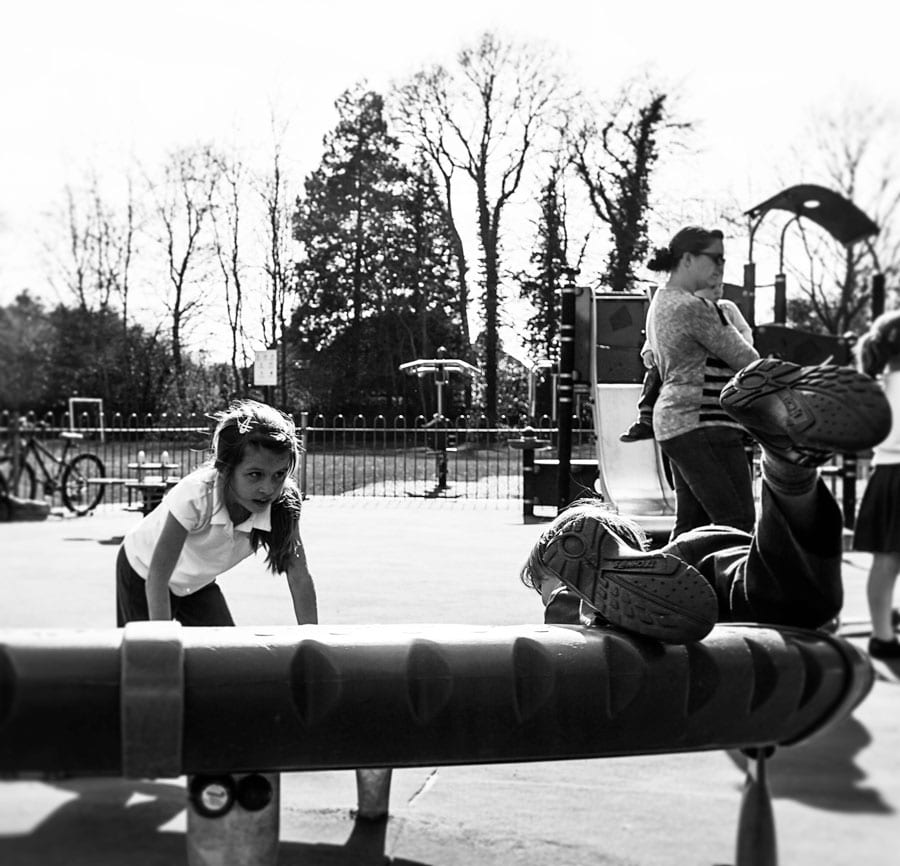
[773,274,787,325]
[298,411,308,500]
[557,269,577,511]
[872,272,885,319]
[743,262,757,328]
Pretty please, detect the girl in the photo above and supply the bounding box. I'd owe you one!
[116,400,318,626]
[854,311,900,659]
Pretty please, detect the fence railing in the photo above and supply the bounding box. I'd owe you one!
[0,410,595,508]
[0,409,869,522]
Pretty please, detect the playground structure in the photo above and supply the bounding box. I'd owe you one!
[528,185,883,533]
[399,347,480,497]
[0,620,874,865]
[0,187,887,865]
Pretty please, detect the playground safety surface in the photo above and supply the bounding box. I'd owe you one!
[1,498,898,865]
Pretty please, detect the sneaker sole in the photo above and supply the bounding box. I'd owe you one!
[540,515,718,643]
[720,359,891,455]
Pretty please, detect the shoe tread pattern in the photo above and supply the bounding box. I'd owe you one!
[541,515,717,643]
[721,359,891,459]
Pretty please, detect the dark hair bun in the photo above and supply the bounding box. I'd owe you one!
[646,246,676,272]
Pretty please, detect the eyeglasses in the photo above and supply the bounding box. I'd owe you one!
[695,251,726,267]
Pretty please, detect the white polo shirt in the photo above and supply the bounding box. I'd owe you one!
[124,465,272,596]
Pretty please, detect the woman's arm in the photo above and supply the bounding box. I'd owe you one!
[145,513,189,620]
[285,536,318,624]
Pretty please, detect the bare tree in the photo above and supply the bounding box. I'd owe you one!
[780,99,900,333]
[49,178,110,312]
[211,149,250,399]
[393,31,568,422]
[570,82,691,292]
[257,120,295,408]
[148,145,221,402]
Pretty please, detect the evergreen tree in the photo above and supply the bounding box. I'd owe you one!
[0,292,55,411]
[291,87,462,416]
[517,165,570,362]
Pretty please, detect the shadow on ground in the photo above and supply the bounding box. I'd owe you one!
[0,779,432,866]
[727,712,893,814]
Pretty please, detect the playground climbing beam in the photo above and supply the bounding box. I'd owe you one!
[0,621,872,778]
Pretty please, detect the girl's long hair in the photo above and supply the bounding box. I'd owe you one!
[211,400,303,574]
[857,310,900,378]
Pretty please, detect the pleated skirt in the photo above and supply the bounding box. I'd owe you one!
[853,462,900,553]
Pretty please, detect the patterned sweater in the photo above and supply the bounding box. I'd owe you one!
[646,285,759,441]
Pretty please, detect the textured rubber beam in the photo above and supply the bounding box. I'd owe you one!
[120,620,184,778]
[0,623,873,778]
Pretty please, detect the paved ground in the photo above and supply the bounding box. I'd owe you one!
[1,497,898,865]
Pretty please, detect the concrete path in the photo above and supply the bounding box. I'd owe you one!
[0,498,898,865]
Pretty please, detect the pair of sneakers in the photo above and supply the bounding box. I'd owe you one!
[538,358,892,644]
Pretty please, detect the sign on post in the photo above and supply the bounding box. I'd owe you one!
[254,350,278,386]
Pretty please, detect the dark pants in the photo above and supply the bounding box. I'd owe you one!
[116,546,235,627]
[546,479,843,631]
[658,426,755,540]
[668,479,843,629]
[636,367,662,424]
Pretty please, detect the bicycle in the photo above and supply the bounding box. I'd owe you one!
[0,424,107,515]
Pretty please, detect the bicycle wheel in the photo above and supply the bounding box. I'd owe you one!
[2,460,37,500]
[62,453,106,514]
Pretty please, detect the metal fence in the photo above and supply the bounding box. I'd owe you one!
[0,410,595,510]
[0,409,869,522]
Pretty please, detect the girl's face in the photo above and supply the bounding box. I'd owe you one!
[536,574,564,606]
[226,443,292,516]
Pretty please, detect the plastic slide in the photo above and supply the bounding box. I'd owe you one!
[592,383,674,538]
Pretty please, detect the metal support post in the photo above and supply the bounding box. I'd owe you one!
[557,270,577,511]
[735,747,777,866]
[186,772,280,866]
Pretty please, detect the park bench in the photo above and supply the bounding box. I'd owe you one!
[124,456,181,514]
[0,621,873,866]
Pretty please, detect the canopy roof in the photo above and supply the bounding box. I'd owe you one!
[745,184,879,246]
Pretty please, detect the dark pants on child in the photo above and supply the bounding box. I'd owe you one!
[116,546,235,627]
[636,367,662,426]
[546,478,843,631]
[658,425,755,540]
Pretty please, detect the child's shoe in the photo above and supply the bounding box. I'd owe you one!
[619,420,654,442]
[719,358,891,466]
[538,511,718,643]
[868,636,900,660]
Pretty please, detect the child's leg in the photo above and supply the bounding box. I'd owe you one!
[637,366,662,423]
[867,552,900,641]
[116,546,150,626]
[620,367,661,441]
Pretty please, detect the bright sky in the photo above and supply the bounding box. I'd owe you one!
[2,0,897,340]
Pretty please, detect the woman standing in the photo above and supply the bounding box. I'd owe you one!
[645,225,759,539]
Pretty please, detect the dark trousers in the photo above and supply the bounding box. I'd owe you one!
[636,366,662,423]
[547,479,843,631]
[658,426,755,540]
[668,479,843,629]
[116,546,235,627]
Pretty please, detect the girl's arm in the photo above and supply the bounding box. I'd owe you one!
[285,535,318,624]
[686,299,759,370]
[719,300,754,344]
[145,513,189,620]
